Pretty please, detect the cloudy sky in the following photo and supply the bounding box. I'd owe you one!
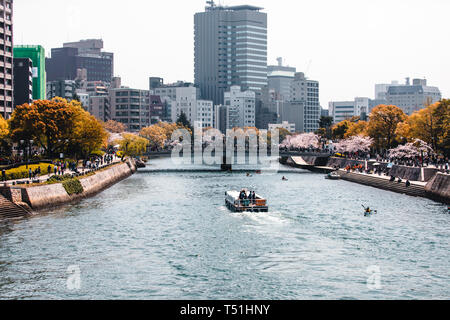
[15,0,449,108]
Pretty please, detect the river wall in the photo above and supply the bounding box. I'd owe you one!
[1,159,137,211]
[282,156,449,204]
[425,173,450,205]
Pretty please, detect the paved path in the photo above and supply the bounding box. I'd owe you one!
[338,169,428,186]
[1,158,121,187]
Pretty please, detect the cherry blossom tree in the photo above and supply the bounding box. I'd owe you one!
[281,133,320,149]
[333,135,374,153]
[388,139,434,159]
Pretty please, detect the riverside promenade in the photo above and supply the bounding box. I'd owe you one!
[287,156,450,205]
[0,158,138,222]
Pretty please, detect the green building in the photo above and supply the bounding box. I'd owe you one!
[13,45,46,100]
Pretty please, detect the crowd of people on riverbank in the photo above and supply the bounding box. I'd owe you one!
[1,153,119,183]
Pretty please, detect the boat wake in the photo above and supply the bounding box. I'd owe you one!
[234,210,288,227]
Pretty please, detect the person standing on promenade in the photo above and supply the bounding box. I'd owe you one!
[1,169,6,182]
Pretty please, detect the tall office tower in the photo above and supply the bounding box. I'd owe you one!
[14,58,33,107]
[14,45,46,100]
[13,57,33,107]
[195,1,267,105]
[290,72,320,132]
[46,39,114,83]
[0,0,13,118]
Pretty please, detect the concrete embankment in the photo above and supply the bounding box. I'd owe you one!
[337,170,427,199]
[425,173,450,204]
[0,159,137,213]
[284,156,449,204]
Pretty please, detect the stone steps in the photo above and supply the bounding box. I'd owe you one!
[339,171,426,198]
[0,194,32,222]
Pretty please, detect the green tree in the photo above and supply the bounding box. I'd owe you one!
[319,116,333,129]
[176,112,193,132]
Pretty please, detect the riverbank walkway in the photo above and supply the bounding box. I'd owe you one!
[337,169,427,198]
[1,157,121,187]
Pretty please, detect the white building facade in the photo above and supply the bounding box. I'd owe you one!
[268,121,295,133]
[171,86,214,128]
[224,86,256,129]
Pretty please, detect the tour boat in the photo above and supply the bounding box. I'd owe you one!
[325,172,341,180]
[225,190,269,213]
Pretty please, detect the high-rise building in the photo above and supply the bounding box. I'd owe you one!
[0,0,14,118]
[46,39,114,83]
[267,58,296,101]
[13,45,46,100]
[224,85,256,129]
[290,72,320,132]
[109,88,150,132]
[13,57,33,107]
[194,2,267,105]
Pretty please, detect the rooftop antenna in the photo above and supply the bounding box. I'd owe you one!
[206,0,216,8]
[277,57,283,67]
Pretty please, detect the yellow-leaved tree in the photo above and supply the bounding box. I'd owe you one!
[72,102,109,158]
[332,120,352,140]
[140,125,167,149]
[366,105,407,150]
[0,114,8,139]
[345,121,368,138]
[117,133,149,157]
[103,120,126,133]
[396,99,449,155]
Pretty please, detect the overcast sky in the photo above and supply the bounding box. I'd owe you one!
[15,0,449,108]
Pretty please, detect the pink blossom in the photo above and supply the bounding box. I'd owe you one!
[281,133,320,149]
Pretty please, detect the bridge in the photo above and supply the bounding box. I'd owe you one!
[144,148,332,171]
[145,150,332,158]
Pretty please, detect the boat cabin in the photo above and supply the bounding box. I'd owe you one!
[225,190,269,213]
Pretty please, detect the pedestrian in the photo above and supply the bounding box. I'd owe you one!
[28,168,32,179]
[1,169,6,182]
[47,165,51,175]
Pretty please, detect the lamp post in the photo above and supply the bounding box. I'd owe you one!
[20,139,34,169]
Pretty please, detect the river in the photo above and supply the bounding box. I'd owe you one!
[0,159,448,299]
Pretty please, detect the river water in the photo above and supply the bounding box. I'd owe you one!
[0,159,448,299]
